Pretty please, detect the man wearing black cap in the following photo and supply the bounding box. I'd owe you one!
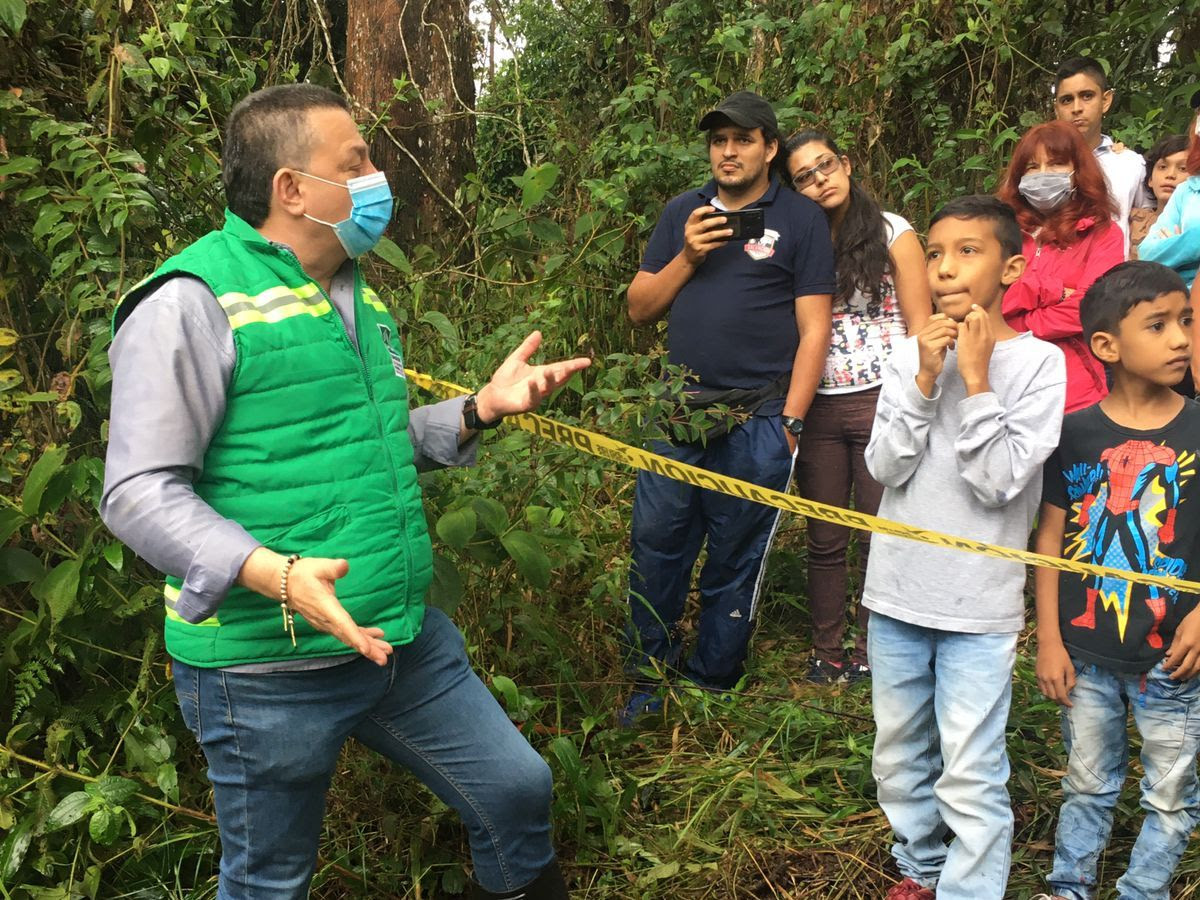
[620,90,835,724]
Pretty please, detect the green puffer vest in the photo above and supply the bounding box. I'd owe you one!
[114,210,433,667]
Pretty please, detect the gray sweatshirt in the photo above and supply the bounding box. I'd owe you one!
[101,263,478,664]
[862,332,1067,633]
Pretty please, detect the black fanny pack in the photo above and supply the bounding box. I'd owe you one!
[679,372,789,442]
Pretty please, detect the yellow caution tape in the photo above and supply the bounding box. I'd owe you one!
[405,369,1200,595]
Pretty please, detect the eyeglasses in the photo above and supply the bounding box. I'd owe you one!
[791,155,842,189]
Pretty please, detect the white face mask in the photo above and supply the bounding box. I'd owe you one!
[1018,171,1075,213]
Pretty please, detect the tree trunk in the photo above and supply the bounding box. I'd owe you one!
[345,0,476,250]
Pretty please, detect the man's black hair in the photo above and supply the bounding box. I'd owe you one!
[1080,260,1188,343]
[223,84,351,227]
[1055,56,1110,93]
[929,195,1023,259]
[1142,133,1190,191]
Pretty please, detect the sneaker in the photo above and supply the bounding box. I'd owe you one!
[805,656,845,684]
[617,689,663,727]
[845,662,872,684]
[1030,895,1069,900]
[885,877,935,900]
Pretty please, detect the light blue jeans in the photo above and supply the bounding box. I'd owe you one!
[1048,660,1200,900]
[173,607,555,899]
[868,612,1016,900]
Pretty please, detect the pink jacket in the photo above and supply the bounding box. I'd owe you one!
[1003,218,1124,412]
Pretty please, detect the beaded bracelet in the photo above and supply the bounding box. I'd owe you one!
[279,553,301,647]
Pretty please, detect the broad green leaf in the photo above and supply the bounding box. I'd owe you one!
[94,775,139,804]
[418,310,459,354]
[372,237,412,275]
[22,444,68,515]
[641,861,681,882]
[427,552,464,615]
[529,217,565,244]
[0,507,25,544]
[490,674,521,712]
[500,529,551,589]
[519,163,560,209]
[148,57,171,80]
[0,0,26,35]
[56,400,82,432]
[103,541,124,573]
[156,763,178,801]
[0,814,33,880]
[435,507,476,550]
[0,328,16,347]
[45,791,95,831]
[89,806,121,844]
[0,548,43,586]
[0,155,38,176]
[31,558,83,625]
[471,497,509,536]
[0,368,21,392]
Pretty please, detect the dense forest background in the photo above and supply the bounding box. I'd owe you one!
[3,0,1200,896]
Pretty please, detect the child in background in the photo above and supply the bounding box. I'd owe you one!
[998,121,1124,412]
[865,195,1066,900]
[1129,134,1190,255]
[1140,100,1200,291]
[1054,55,1153,254]
[1032,260,1200,900]
[783,130,931,684]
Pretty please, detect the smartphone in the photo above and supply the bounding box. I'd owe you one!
[701,207,764,241]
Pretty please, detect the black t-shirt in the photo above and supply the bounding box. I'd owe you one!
[1043,402,1200,673]
[640,179,836,407]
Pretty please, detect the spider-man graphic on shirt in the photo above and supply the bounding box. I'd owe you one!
[1064,440,1189,648]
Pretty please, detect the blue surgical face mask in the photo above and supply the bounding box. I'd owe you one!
[296,170,393,258]
[1018,171,1074,213]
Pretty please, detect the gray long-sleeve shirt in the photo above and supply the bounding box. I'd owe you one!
[100,262,477,630]
[862,332,1066,633]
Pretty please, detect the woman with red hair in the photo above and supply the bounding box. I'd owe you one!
[1141,103,1200,292]
[998,120,1124,411]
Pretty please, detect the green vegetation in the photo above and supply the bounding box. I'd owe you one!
[2,0,1199,895]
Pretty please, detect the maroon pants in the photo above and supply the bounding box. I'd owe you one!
[794,388,883,665]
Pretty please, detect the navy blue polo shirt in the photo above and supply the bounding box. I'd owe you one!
[640,179,835,401]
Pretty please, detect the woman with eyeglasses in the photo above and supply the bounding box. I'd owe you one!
[998,120,1123,412]
[783,130,931,685]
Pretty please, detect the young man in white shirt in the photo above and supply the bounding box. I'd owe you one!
[1054,55,1153,256]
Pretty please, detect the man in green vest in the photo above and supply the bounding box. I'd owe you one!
[100,84,589,900]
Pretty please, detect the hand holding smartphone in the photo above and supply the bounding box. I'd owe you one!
[701,208,764,241]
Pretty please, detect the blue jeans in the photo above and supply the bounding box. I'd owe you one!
[868,612,1016,899]
[1048,661,1200,900]
[625,414,795,688]
[173,607,554,899]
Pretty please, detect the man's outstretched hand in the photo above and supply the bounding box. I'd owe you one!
[473,330,591,423]
[238,548,393,665]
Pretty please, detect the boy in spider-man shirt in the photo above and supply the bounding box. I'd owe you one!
[1033,260,1200,900]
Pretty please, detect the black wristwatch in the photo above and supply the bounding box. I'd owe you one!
[781,415,804,437]
[462,393,502,431]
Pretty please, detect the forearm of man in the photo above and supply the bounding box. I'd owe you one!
[784,294,833,418]
[627,255,696,325]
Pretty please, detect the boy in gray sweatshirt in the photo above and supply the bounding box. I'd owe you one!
[864,196,1067,900]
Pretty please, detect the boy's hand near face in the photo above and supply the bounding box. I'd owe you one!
[956,305,995,395]
[1164,607,1200,681]
[915,313,958,398]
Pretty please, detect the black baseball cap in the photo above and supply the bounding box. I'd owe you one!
[697,91,777,133]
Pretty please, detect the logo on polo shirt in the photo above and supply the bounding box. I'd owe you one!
[744,228,779,261]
